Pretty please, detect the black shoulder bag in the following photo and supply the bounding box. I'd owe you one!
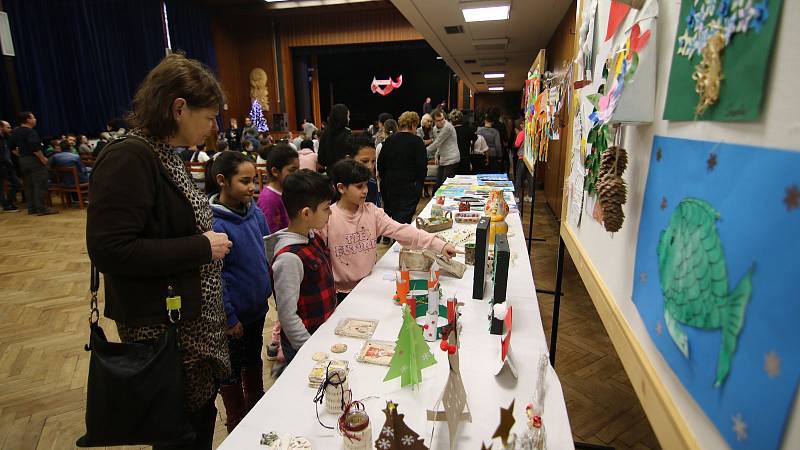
[76,265,194,447]
[77,138,196,447]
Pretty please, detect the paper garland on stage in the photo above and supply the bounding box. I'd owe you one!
[663,0,784,121]
[632,135,800,450]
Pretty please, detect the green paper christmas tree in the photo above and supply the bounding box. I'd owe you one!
[384,304,436,388]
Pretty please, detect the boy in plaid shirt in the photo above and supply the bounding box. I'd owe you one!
[265,170,337,364]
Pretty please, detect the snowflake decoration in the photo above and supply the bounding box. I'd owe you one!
[718,0,731,16]
[382,426,395,438]
[401,434,416,446]
[679,0,768,62]
[751,1,769,32]
[377,438,392,449]
[732,413,748,441]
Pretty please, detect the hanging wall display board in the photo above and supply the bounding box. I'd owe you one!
[522,50,546,174]
[560,0,800,449]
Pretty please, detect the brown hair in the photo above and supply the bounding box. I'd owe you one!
[128,53,225,138]
[398,111,420,130]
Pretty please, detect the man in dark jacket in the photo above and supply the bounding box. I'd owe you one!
[9,112,57,215]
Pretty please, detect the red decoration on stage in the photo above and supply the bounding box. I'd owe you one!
[371,75,403,96]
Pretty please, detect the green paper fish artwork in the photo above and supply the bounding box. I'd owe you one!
[657,198,754,387]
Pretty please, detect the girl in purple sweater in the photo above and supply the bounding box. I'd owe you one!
[256,143,299,232]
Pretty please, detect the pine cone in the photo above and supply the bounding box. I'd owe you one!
[603,202,625,232]
[596,172,627,232]
[600,146,628,176]
[597,173,627,205]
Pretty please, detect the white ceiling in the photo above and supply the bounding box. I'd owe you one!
[390,0,574,93]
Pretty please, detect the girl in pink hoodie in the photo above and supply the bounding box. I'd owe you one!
[297,139,319,171]
[321,159,459,301]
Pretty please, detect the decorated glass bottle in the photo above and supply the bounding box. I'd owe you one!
[485,189,509,245]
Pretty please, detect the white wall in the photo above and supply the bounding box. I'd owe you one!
[569,0,800,448]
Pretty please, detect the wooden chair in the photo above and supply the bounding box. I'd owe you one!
[423,160,438,197]
[254,163,267,200]
[185,162,206,192]
[81,155,96,167]
[49,166,89,209]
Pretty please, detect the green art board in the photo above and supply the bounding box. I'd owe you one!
[663,0,784,121]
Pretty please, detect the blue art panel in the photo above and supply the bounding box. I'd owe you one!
[632,135,800,450]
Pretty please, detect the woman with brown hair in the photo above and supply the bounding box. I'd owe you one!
[86,53,233,449]
[377,111,429,225]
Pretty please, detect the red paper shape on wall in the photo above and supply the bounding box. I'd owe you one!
[628,23,651,58]
[371,75,403,96]
[605,1,631,41]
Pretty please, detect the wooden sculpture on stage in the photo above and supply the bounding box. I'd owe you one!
[249,67,271,112]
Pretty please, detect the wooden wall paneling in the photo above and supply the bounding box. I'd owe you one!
[280,9,421,47]
[211,16,280,129]
[310,54,321,127]
[238,20,279,130]
[281,41,296,132]
[212,18,244,126]
[542,1,576,218]
[456,79,463,111]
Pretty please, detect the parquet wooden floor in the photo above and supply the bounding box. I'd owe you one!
[0,191,659,449]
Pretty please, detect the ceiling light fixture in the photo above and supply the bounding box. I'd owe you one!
[461,1,510,23]
[488,86,505,91]
[483,72,505,79]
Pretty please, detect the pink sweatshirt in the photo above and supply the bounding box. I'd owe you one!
[319,202,446,293]
[298,148,318,171]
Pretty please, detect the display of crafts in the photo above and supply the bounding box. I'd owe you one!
[357,340,396,366]
[435,228,476,246]
[334,318,378,340]
[454,211,481,224]
[245,174,560,449]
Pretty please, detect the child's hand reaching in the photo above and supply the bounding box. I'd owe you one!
[441,243,462,260]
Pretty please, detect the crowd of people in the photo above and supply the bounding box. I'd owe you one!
[0,113,127,214]
[4,52,531,448]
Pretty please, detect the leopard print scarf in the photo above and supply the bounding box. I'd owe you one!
[116,130,230,412]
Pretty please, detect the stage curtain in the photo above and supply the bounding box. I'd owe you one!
[3,0,164,136]
[165,0,218,72]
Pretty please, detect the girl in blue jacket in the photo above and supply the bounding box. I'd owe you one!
[208,151,272,432]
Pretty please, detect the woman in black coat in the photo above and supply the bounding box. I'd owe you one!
[377,111,428,224]
[318,103,353,170]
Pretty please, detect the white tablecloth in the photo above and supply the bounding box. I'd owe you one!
[220,200,574,450]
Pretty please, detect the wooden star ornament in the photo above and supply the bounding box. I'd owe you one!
[785,185,799,211]
[492,400,516,447]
